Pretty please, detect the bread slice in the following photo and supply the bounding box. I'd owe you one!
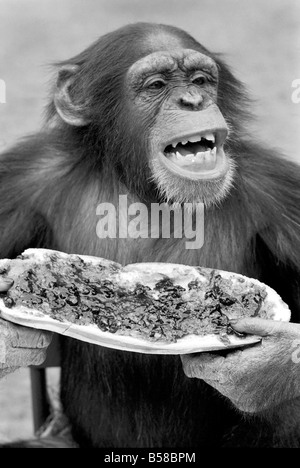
[0,248,291,354]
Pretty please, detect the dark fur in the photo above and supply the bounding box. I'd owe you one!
[0,23,300,447]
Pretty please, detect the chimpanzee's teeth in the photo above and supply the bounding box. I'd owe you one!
[168,132,216,150]
[187,135,201,144]
[205,133,215,143]
[171,147,217,170]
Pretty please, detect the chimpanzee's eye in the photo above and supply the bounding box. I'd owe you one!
[192,75,207,86]
[146,79,166,90]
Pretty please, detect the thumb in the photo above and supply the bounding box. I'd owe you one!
[230,317,287,337]
[0,277,14,292]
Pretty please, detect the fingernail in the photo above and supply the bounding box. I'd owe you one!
[2,277,14,285]
[37,332,53,348]
[229,318,238,324]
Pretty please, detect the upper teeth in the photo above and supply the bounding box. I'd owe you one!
[205,133,215,142]
[170,133,216,148]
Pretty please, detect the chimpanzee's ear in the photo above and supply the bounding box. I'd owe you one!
[54,64,90,126]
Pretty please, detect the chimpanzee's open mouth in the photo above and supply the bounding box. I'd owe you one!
[160,131,228,180]
[164,133,217,170]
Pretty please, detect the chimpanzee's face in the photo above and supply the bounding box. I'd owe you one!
[126,42,234,207]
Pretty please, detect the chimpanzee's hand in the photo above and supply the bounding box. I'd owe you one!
[181,318,300,413]
[0,277,52,378]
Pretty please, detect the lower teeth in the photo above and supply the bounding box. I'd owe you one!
[169,147,217,168]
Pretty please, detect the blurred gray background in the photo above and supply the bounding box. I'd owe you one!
[0,0,299,441]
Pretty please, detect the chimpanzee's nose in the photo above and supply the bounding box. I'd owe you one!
[179,90,204,111]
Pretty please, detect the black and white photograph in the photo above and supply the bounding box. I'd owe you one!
[0,0,299,451]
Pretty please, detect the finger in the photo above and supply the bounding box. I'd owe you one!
[181,353,226,380]
[0,277,14,292]
[11,326,53,349]
[2,347,48,368]
[0,320,52,348]
[230,317,289,337]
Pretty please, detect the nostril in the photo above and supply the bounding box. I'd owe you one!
[179,94,203,110]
